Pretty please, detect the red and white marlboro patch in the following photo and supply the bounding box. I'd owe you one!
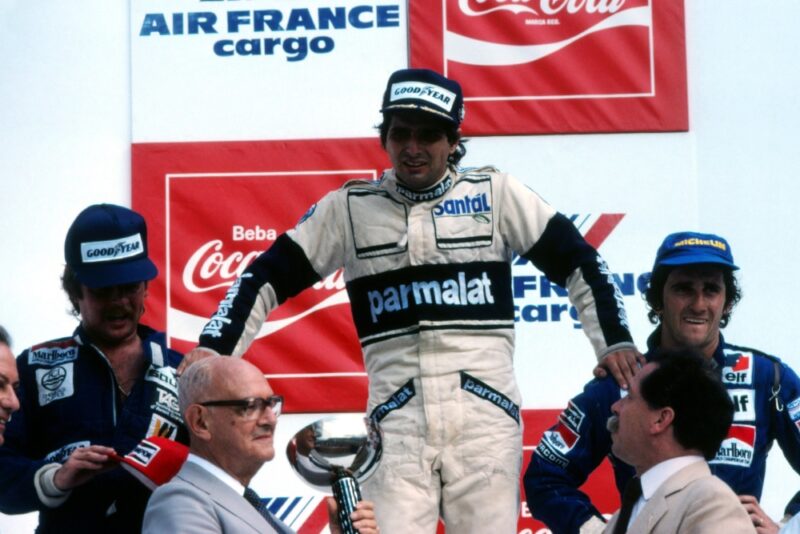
[133,139,391,412]
[409,0,687,134]
[711,424,756,468]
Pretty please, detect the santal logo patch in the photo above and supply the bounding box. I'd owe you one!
[433,193,491,218]
[711,424,755,467]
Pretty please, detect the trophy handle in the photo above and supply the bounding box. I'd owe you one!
[332,467,363,534]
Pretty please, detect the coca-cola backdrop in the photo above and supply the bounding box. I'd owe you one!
[409,0,688,135]
[133,139,393,412]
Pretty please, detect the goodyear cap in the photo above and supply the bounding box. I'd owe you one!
[64,204,158,288]
[653,231,739,271]
[380,68,465,126]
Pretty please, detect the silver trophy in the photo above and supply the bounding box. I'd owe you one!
[286,415,382,534]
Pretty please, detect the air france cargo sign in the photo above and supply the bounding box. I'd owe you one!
[408,0,688,134]
[130,1,407,142]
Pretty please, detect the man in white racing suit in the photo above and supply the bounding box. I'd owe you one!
[183,68,640,533]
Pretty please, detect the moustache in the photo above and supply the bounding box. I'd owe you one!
[607,415,619,433]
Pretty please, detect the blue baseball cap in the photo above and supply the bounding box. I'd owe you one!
[380,68,465,126]
[64,204,158,288]
[652,231,739,271]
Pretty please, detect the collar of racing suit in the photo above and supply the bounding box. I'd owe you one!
[645,326,726,369]
[387,168,455,203]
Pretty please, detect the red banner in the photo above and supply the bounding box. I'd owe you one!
[133,139,391,412]
[409,0,687,135]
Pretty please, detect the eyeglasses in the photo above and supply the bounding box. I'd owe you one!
[199,395,283,420]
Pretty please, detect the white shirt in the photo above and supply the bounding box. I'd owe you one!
[627,455,704,528]
[186,453,246,496]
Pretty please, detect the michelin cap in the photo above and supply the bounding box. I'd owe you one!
[64,204,158,288]
[652,231,739,271]
[380,68,465,125]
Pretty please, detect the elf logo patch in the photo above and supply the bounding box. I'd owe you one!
[729,389,756,422]
[722,350,753,385]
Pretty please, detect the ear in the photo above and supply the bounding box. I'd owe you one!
[449,130,461,154]
[650,407,675,435]
[185,404,212,442]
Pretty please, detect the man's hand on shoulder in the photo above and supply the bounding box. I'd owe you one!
[177,347,219,376]
[739,495,780,533]
[53,445,118,491]
[593,348,645,390]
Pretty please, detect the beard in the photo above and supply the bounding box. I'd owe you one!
[607,415,620,433]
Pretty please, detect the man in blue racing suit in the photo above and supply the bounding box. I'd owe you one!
[524,231,800,534]
[0,204,186,533]
[180,68,642,533]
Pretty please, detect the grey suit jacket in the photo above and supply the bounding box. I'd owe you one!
[603,461,755,534]
[142,460,293,534]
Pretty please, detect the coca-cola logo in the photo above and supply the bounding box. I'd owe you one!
[182,239,347,294]
[458,0,627,17]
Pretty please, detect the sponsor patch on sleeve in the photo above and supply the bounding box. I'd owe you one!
[150,387,183,422]
[36,363,75,406]
[788,397,800,422]
[560,401,585,432]
[144,366,178,390]
[146,414,179,440]
[534,421,580,469]
[44,440,91,463]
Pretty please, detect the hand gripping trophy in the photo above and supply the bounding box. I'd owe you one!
[287,415,382,534]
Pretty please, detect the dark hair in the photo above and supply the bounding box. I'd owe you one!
[0,325,11,347]
[645,265,741,327]
[377,111,467,168]
[62,265,83,316]
[640,348,733,460]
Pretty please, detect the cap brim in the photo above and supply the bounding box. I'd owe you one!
[657,255,739,270]
[74,258,158,288]
[381,103,458,124]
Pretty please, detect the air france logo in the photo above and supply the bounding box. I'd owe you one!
[390,82,456,112]
[368,271,495,323]
[433,193,491,218]
[81,234,144,263]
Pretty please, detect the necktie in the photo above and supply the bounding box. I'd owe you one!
[243,487,286,533]
[613,476,642,534]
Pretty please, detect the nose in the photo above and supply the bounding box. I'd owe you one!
[610,398,621,415]
[257,403,277,426]
[1,388,20,414]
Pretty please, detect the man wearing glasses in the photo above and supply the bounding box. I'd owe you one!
[143,357,378,534]
[0,204,186,533]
